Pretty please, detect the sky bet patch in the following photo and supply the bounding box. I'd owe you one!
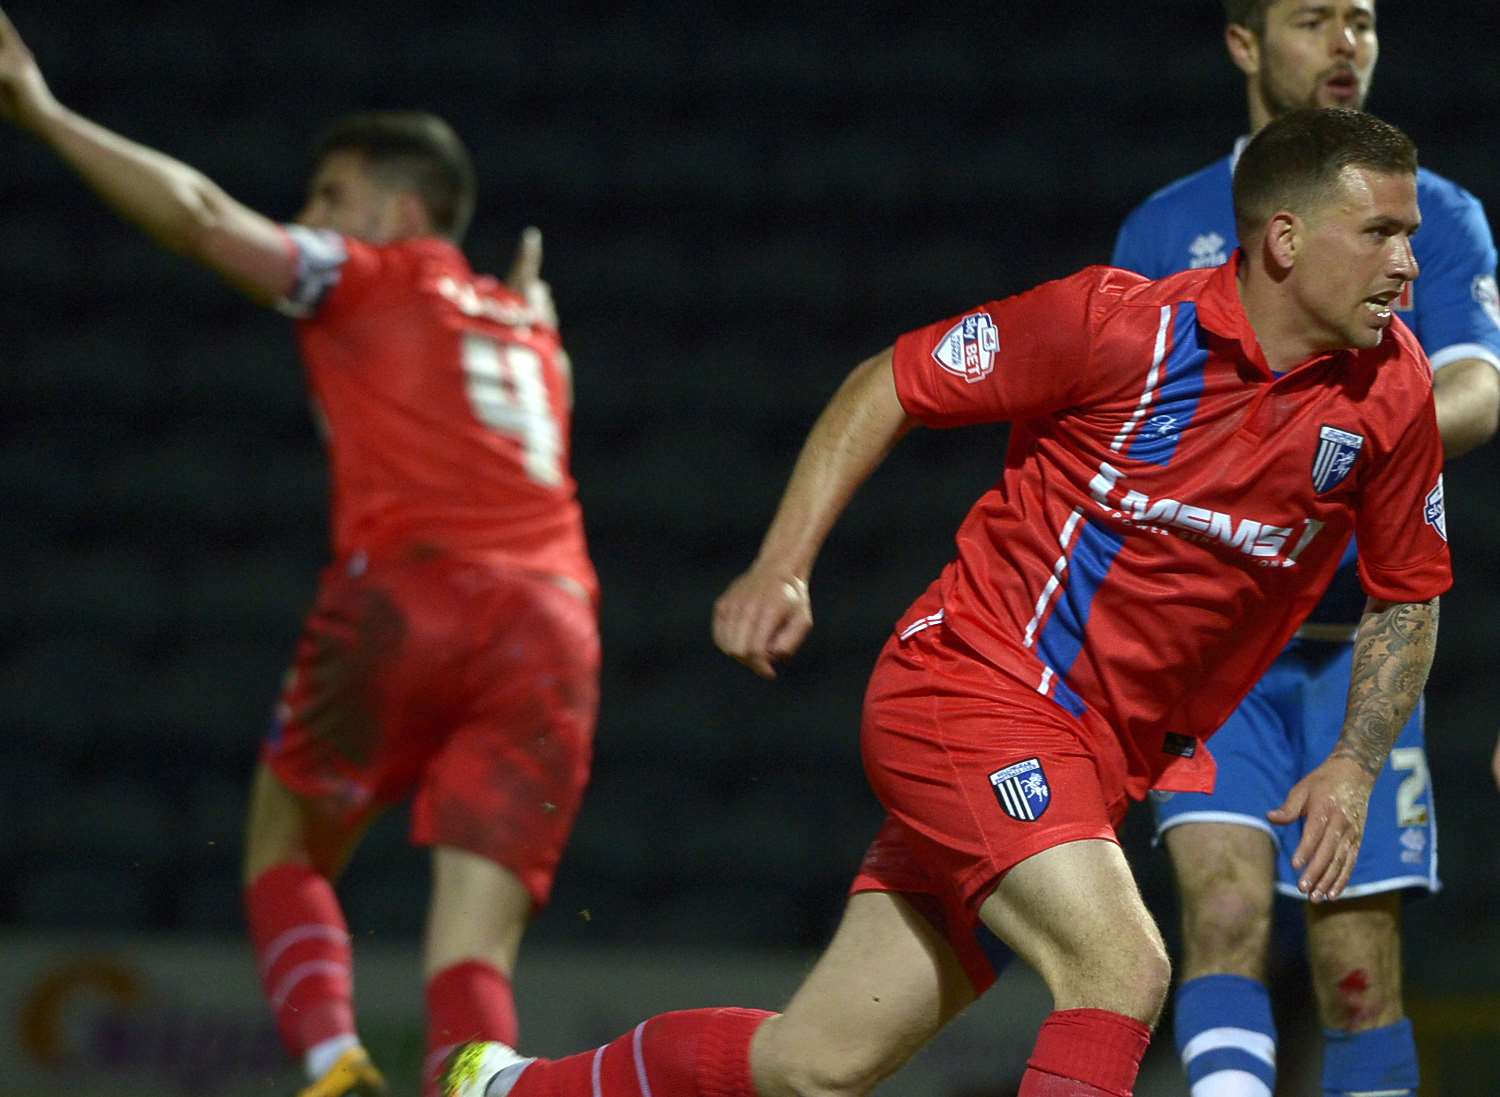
[932,311,999,382]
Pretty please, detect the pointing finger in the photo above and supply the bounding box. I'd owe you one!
[506,226,542,291]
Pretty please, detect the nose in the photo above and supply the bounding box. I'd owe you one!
[1330,20,1357,56]
[1392,238,1419,283]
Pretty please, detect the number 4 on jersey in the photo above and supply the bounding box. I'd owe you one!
[462,332,563,486]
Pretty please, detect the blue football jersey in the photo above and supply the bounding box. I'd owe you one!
[1113,143,1500,626]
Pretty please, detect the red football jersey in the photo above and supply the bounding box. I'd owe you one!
[892,253,1450,793]
[277,226,596,600]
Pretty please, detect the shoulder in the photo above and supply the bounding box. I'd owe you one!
[1111,265,1215,308]
[1116,155,1237,275]
[287,233,473,325]
[377,236,470,280]
[1414,167,1495,246]
[1417,167,1490,218]
[1121,156,1233,227]
[1018,265,1151,317]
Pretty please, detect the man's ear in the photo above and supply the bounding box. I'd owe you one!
[1225,22,1260,77]
[1263,210,1301,272]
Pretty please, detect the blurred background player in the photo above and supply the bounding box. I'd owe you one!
[1111,3,1500,1095]
[0,10,599,1097]
[443,108,1448,1097]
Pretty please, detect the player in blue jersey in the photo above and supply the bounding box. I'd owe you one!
[1112,4,1500,1096]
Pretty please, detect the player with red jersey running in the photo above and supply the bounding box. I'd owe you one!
[440,108,1445,1097]
[0,12,597,1097]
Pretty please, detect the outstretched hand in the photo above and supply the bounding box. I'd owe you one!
[712,568,813,680]
[0,7,55,132]
[1267,753,1375,903]
[506,226,558,329]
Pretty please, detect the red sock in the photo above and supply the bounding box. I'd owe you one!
[245,862,357,1057]
[423,960,519,1097]
[509,1007,771,1097]
[1017,1009,1151,1097]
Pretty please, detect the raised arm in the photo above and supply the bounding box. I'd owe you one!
[0,8,293,303]
[1268,596,1439,901]
[713,348,915,678]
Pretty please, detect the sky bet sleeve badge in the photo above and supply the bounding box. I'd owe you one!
[1425,476,1447,541]
[932,311,999,382]
[990,757,1051,821]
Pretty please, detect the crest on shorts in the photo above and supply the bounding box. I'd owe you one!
[990,757,1050,821]
[932,311,1000,383]
[1312,425,1364,494]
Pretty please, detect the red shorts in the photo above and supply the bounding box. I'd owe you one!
[851,604,1130,992]
[263,552,599,906]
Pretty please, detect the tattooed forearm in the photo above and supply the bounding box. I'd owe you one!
[1334,597,1439,777]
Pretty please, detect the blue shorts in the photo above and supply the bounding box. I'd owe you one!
[1153,638,1438,899]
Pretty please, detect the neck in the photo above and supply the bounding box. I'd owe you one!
[1246,89,1272,135]
[1236,259,1333,373]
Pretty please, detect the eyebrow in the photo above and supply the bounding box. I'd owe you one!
[1363,215,1420,234]
[1287,3,1374,16]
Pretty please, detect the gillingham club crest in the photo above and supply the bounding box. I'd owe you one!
[990,757,1051,821]
[1312,424,1364,494]
[932,311,999,383]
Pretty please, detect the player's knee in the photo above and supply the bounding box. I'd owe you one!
[1125,934,1173,1024]
[771,1058,883,1097]
[1052,927,1171,1025]
[755,1022,891,1097]
[1182,879,1271,974]
[1320,966,1404,1032]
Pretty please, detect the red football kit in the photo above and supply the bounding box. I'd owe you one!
[261,226,598,903]
[851,254,1451,989]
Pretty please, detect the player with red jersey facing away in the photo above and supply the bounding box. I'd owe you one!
[441,109,1444,1097]
[0,11,598,1097]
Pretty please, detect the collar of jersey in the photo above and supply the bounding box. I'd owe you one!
[1194,249,1347,379]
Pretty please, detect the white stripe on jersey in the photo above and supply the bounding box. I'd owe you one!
[1022,507,1085,648]
[899,609,945,640]
[1111,305,1173,452]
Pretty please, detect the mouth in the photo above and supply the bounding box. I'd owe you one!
[1322,69,1361,100]
[1363,290,1400,325]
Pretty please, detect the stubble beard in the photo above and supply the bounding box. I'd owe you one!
[1258,58,1370,120]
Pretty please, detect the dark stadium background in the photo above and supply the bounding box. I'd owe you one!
[2,1,1497,1092]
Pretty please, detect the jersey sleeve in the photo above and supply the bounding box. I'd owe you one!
[1412,187,1500,374]
[892,268,1102,427]
[1353,394,1452,604]
[275,225,389,321]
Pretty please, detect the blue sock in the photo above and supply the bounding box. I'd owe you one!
[1323,1018,1419,1096]
[1175,973,1277,1095]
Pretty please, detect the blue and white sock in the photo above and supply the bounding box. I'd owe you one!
[1175,973,1277,1096]
[1323,1018,1419,1096]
